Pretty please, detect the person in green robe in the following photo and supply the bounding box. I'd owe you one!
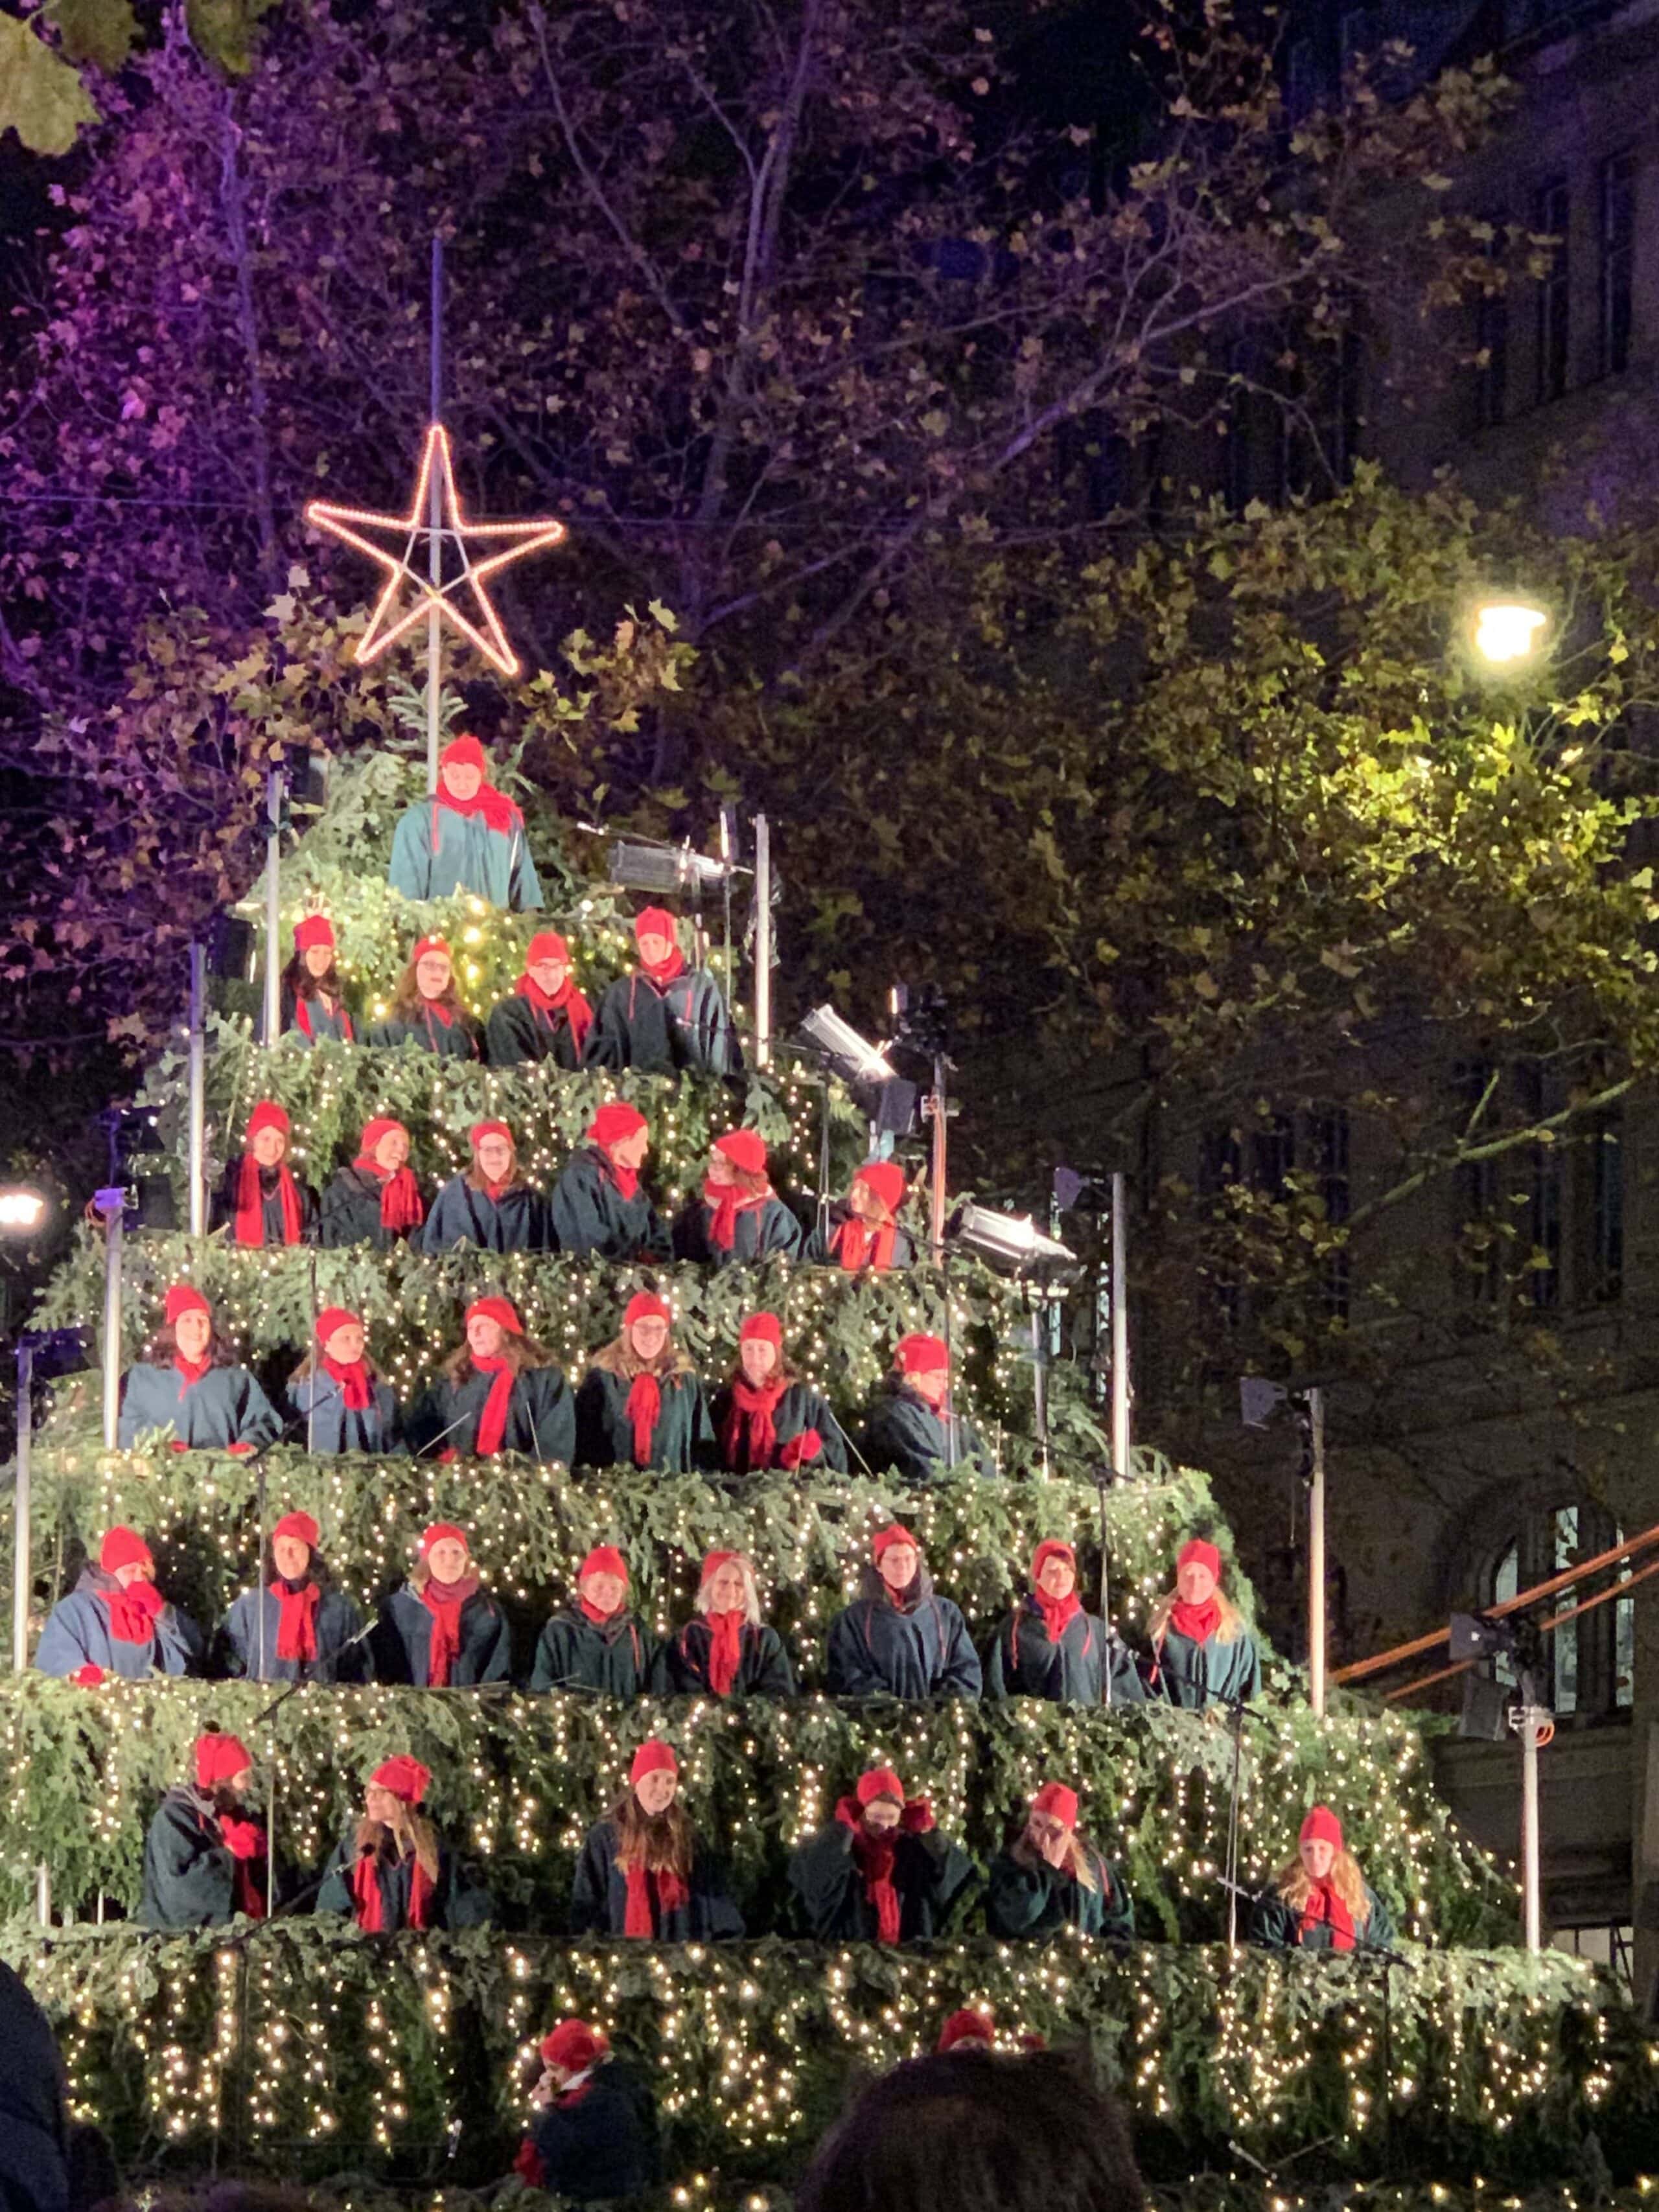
[421,1119,551,1252]
[549,1100,670,1260]
[485,930,595,1067]
[985,1539,1144,1706]
[1249,1804,1397,1954]
[515,2020,658,2203]
[806,1160,918,1271]
[1144,1538,1262,1711]
[117,1284,282,1454]
[984,1780,1133,1944]
[315,1755,492,1931]
[281,912,354,1045]
[141,1733,271,1928]
[286,1308,402,1455]
[652,1549,796,1699]
[386,732,544,908]
[570,1739,744,1939]
[824,1523,981,1701]
[372,1522,513,1687]
[788,1764,975,1941]
[863,1333,994,1482]
[712,1311,848,1475]
[672,1129,804,1265]
[584,906,741,1076]
[575,1292,713,1471]
[210,1099,317,1247]
[529,1545,658,1696]
[364,936,481,1059]
[406,1296,575,1463]
[320,1116,427,1249]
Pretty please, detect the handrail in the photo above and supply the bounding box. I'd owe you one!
[1382,1550,1659,1704]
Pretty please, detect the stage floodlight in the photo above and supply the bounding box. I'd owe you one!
[798,1006,899,1087]
[950,1201,1080,1281]
[607,839,745,898]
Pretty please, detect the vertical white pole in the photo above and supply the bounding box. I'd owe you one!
[12,1341,32,1673]
[1110,1172,1131,1479]
[101,1207,122,1452]
[35,1862,50,1930]
[1308,1386,1327,1718]
[1521,1711,1544,1952]
[263,768,283,1046]
[187,942,207,1238]
[427,234,444,798]
[753,814,772,1069]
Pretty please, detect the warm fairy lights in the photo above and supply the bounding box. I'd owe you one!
[305,423,567,676]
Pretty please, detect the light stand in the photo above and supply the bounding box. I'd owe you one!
[92,1186,125,1452]
[10,1327,86,1675]
[1449,1610,1555,1951]
[262,767,284,1048]
[187,941,207,1236]
[1242,1377,1329,1714]
[753,814,772,1068]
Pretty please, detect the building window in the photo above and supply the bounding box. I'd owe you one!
[1599,152,1635,377]
[1490,1503,1634,1720]
[1535,177,1571,404]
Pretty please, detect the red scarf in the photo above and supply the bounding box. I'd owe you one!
[832,1215,897,1272]
[296,993,354,1043]
[1034,1584,1082,1644]
[421,1573,478,1687]
[638,944,686,987]
[1169,1596,1223,1644]
[704,1609,745,1697]
[836,1799,901,1944]
[621,1855,690,1938]
[233,1154,303,1247]
[472,1354,515,1455]
[174,1353,211,1392]
[435,776,518,837]
[351,1843,434,1933]
[596,1147,639,1203]
[421,997,455,1030]
[322,1355,373,1413]
[95,1576,165,1646]
[702,1175,767,1252]
[218,1812,268,1920]
[721,1377,787,1470]
[351,1150,424,1233]
[516,970,594,1054]
[624,1371,662,1465]
[273,1576,319,1664]
[1299,1878,1356,1952]
[580,1595,620,1628]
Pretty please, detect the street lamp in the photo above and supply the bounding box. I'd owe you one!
[0,1187,46,1234]
[1472,599,1548,667]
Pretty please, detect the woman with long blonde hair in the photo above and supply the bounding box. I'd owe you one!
[570,1740,744,1940]
[315,1756,491,1931]
[1145,1538,1261,1711]
[653,1549,795,1699]
[1250,1805,1396,1953]
[986,1781,1133,1943]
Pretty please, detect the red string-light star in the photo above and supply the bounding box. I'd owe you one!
[305,422,566,677]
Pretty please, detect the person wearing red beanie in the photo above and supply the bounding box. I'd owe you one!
[936,2009,996,2054]
[364,937,483,1061]
[116,1287,281,1457]
[375,1522,513,1688]
[583,906,742,1077]
[575,1294,713,1473]
[485,930,595,1070]
[516,2017,655,2202]
[387,730,544,909]
[824,1525,982,1702]
[320,1117,427,1251]
[218,1507,371,1686]
[210,1100,319,1249]
[986,1539,1145,1709]
[807,1159,919,1273]
[653,1549,796,1700]
[281,913,355,1046]
[529,1545,658,1698]
[789,1764,974,1942]
[316,1756,494,1933]
[672,1130,804,1267]
[711,1311,849,1477]
[548,1099,671,1263]
[1251,1804,1397,1955]
[34,1527,205,1682]
[421,1118,553,1255]
[284,1307,402,1457]
[141,1733,270,1928]
[1146,1537,1262,1711]
[408,1298,576,1466]
[863,1333,994,1484]
[570,1740,744,1941]
[986,1780,1133,1945]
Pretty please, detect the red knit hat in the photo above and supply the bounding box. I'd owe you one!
[440,732,487,775]
[872,1523,918,1564]
[630,1739,679,1784]
[420,1523,469,1558]
[412,935,451,964]
[244,1101,290,1142]
[895,1333,949,1376]
[99,1527,153,1576]
[588,1101,648,1149]
[579,1546,629,1586]
[855,1766,904,1807]
[541,2019,609,2074]
[314,1306,361,1349]
[1031,1538,1076,1584]
[370,1755,430,1806]
[739,1311,782,1348]
[525,932,570,967]
[469,1120,513,1149]
[937,2009,995,2054]
[1178,1538,1222,1582]
[272,1510,319,1550]
[699,1549,741,1587]
[624,1291,672,1330]
[194,1733,255,1791]
[634,906,677,943]
[358,1116,408,1157]
[293,914,334,952]
[1301,1804,1344,1851]
[853,1161,906,1214]
[465,1296,522,1337]
[1032,1782,1079,1830]
[164,1284,210,1326]
[714,1129,767,1177]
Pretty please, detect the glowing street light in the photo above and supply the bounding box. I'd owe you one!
[0,1187,46,1234]
[1472,599,1548,666]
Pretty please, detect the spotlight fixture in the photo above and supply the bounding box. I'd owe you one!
[606,837,748,898]
[798,1006,898,1087]
[949,1201,1080,1281]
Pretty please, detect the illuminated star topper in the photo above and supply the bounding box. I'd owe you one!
[305,422,566,677]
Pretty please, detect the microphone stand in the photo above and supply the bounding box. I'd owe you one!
[251,1607,381,1916]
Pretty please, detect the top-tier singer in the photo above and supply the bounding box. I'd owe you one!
[388,732,544,908]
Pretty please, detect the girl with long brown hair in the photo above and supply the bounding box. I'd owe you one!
[281,913,354,1044]
[315,1756,491,1932]
[1145,1538,1261,1711]
[364,935,481,1059]
[117,1284,281,1453]
[408,1296,575,1464]
[569,1740,743,1940]
[574,1293,713,1471]
[711,1311,848,1475]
